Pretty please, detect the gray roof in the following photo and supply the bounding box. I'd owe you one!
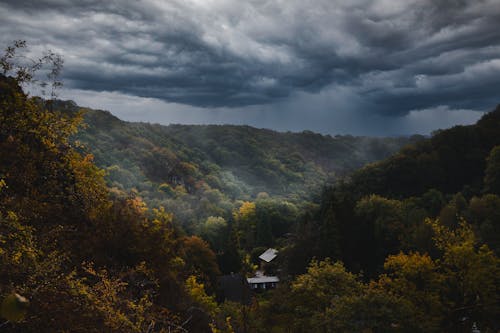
[247,275,279,284]
[259,248,278,262]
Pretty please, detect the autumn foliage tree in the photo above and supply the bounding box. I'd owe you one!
[0,41,226,332]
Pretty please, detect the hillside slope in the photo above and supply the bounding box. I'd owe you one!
[65,104,419,229]
[346,104,500,199]
[285,104,500,277]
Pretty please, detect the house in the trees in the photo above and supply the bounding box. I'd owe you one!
[247,271,279,290]
[258,248,277,266]
[247,248,280,291]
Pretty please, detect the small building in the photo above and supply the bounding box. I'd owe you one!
[247,248,280,291]
[247,271,279,290]
[258,248,278,263]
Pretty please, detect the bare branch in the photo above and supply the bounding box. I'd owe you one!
[1,40,64,100]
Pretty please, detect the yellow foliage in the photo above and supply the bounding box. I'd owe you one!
[185,275,217,316]
[237,201,256,221]
[210,316,235,333]
[66,262,153,332]
[0,210,38,269]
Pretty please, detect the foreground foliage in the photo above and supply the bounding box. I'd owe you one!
[0,74,224,332]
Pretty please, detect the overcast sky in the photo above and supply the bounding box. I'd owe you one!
[1,0,499,136]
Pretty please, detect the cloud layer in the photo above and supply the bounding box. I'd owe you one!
[1,0,499,134]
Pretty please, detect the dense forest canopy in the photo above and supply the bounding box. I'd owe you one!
[0,42,499,332]
[62,103,418,237]
[275,105,500,332]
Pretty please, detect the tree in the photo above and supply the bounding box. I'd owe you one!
[484,145,500,194]
[317,205,341,260]
[355,195,405,272]
[375,219,500,332]
[255,198,298,243]
[0,49,109,232]
[375,252,444,331]
[233,202,257,250]
[428,218,500,331]
[468,194,500,254]
[289,259,363,331]
[217,222,242,275]
[420,189,446,217]
[181,236,220,292]
[198,216,228,252]
[0,41,209,332]
[1,40,63,100]
[184,275,217,332]
[327,287,421,332]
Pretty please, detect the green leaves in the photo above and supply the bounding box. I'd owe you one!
[1,40,63,99]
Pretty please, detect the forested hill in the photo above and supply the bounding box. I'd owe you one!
[284,103,500,283]
[343,104,500,199]
[61,103,419,229]
[76,106,418,197]
[271,106,500,331]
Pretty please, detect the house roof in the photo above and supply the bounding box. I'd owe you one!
[258,248,278,262]
[247,275,279,284]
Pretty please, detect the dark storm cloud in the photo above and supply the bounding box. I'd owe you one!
[0,0,499,116]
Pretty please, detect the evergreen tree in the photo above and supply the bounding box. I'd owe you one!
[484,145,500,194]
